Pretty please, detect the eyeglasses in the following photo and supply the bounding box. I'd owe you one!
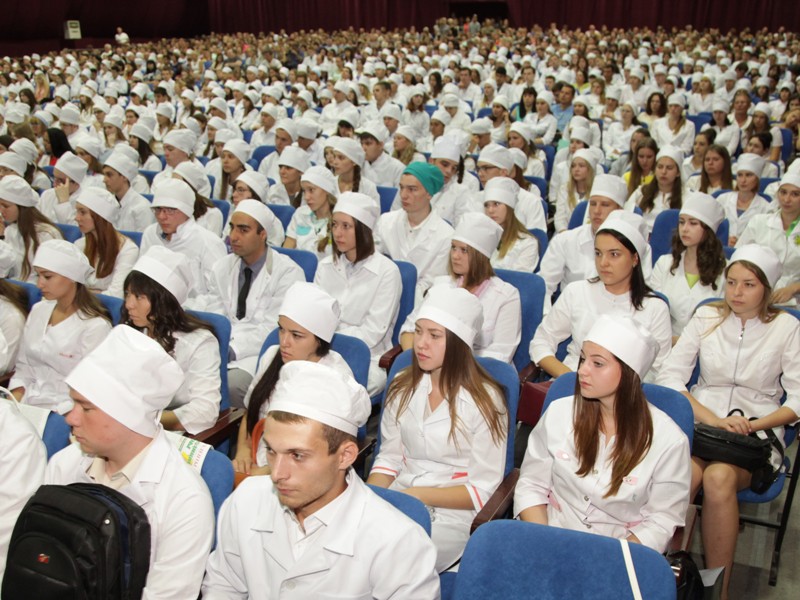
[153,207,179,215]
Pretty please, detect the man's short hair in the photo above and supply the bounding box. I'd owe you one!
[268,410,357,454]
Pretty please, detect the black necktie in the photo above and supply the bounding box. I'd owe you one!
[237,267,253,319]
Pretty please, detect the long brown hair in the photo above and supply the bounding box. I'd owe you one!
[15,207,61,280]
[638,160,683,214]
[572,357,653,498]
[448,243,494,289]
[82,209,122,279]
[74,284,113,323]
[496,206,532,259]
[0,279,30,317]
[699,145,733,193]
[386,330,507,447]
[669,222,726,289]
[628,138,659,195]
[705,260,782,334]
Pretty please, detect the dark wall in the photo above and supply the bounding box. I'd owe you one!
[2,1,797,57]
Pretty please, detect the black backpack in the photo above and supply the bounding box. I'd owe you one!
[2,483,151,600]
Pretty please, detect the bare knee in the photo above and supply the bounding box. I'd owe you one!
[702,464,740,503]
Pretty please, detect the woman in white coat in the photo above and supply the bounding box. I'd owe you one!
[484,178,539,272]
[172,162,224,237]
[121,247,221,435]
[368,286,508,571]
[0,280,28,374]
[0,175,61,283]
[283,165,336,260]
[736,173,800,304]
[314,192,401,396]
[516,314,691,552]
[233,282,353,476]
[530,211,672,382]
[400,212,522,364]
[650,94,695,156]
[656,245,800,599]
[9,240,112,409]
[553,149,597,234]
[717,154,771,246]
[331,137,380,203]
[649,192,727,338]
[625,145,685,235]
[73,188,138,298]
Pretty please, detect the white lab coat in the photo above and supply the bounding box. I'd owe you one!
[166,329,222,434]
[193,249,305,375]
[401,275,521,364]
[657,305,800,467]
[649,117,695,156]
[0,399,47,580]
[201,470,440,600]
[537,223,655,311]
[141,219,227,300]
[648,252,726,336]
[374,210,454,306]
[0,297,26,374]
[285,207,332,261]
[10,301,111,410]
[363,153,406,188]
[0,241,16,278]
[196,206,225,237]
[390,178,480,227]
[529,279,672,382]
[553,185,588,233]
[74,236,139,298]
[490,233,539,273]
[314,252,401,395]
[37,187,81,225]
[46,430,215,599]
[371,374,507,571]
[4,222,61,283]
[476,188,547,232]
[737,212,800,292]
[716,191,773,241]
[116,188,156,232]
[514,396,691,553]
[337,175,380,204]
[624,188,681,235]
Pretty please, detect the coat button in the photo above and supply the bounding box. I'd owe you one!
[586,524,592,529]
[583,495,589,501]
[285,581,295,591]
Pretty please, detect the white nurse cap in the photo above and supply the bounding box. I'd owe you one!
[584,314,658,379]
[279,282,341,343]
[132,246,194,304]
[32,239,93,284]
[76,188,120,224]
[680,192,725,231]
[416,286,483,347]
[596,211,648,261]
[589,174,628,207]
[453,211,503,258]
[334,192,380,230]
[730,244,783,289]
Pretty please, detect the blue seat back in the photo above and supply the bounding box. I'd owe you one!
[96,293,123,325]
[759,177,779,196]
[187,310,231,410]
[266,203,295,231]
[452,520,676,600]
[494,269,545,373]
[242,130,253,144]
[8,279,42,309]
[687,114,707,135]
[199,449,234,518]
[382,351,519,478]
[527,228,548,270]
[43,411,71,459]
[212,199,231,224]
[376,186,397,214]
[567,200,588,230]
[369,485,431,536]
[477,107,492,119]
[207,174,216,191]
[138,169,159,185]
[779,128,792,164]
[273,246,317,282]
[524,176,547,198]
[542,146,556,181]
[119,230,143,247]
[57,223,82,243]
[392,260,417,346]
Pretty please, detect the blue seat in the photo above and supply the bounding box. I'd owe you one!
[96,293,123,325]
[424,104,437,117]
[42,165,54,180]
[119,230,143,247]
[495,269,545,375]
[779,128,792,164]
[273,246,317,281]
[187,310,231,411]
[267,178,276,187]
[57,223,82,243]
[376,186,397,214]
[242,130,253,144]
[212,199,231,224]
[247,158,259,170]
[369,485,431,536]
[524,175,547,198]
[476,107,492,119]
[142,193,154,203]
[138,169,159,185]
[197,156,210,166]
[207,174,216,191]
[759,177,780,196]
[567,200,588,230]
[391,260,417,347]
[250,146,275,165]
[382,351,519,479]
[7,279,42,309]
[200,449,234,519]
[158,155,166,169]
[541,146,556,182]
[687,114,707,135]
[649,209,729,262]
[42,412,71,459]
[450,520,676,600]
[711,189,734,198]
[267,203,294,231]
[285,107,294,119]
[528,228,548,271]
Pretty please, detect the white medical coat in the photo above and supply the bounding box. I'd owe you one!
[514,396,691,553]
[74,236,139,298]
[201,471,440,600]
[490,233,539,273]
[0,297,26,374]
[116,188,156,232]
[737,212,800,292]
[4,222,61,282]
[717,191,772,241]
[46,430,215,600]
[167,329,222,434]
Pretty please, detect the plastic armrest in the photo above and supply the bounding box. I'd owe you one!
[669,504,697,553]
[470,468,520,534]
[379,344,403,370]
[187,408,245,448]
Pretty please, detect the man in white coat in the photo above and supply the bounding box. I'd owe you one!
[46,325,214,598]
[374,162,454,306]
[359,121,406,188]
[202,361,440,599]
[0,399,46,581]
[141,179,227,301]
[103,151,155,232]
[194,200,305,407]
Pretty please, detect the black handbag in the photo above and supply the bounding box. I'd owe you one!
[666,550,704,600]
[693,409,784,494]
